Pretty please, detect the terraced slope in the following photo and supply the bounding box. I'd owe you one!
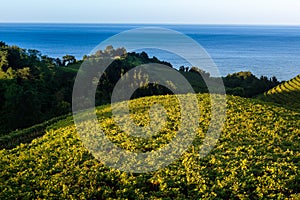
[263,74,300,109]
[0,94,299,199]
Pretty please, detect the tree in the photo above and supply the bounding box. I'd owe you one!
[28,49,41,61]
[140,51,149,61]
[54,58,63,66]
[104,45,114,56]
[271,76,279,85]
[0,50,8,70]
[189,66,210,78]
[62,55,76,66]
[115,47,127,58]
[0,41,6,47]
[82,55,88,60]
[179,66,185,72]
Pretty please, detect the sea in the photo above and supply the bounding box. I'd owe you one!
[0,23,300,81]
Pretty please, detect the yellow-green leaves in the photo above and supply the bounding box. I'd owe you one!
[0,94,299,199]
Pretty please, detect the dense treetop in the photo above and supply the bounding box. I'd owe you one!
[0,42,280,134]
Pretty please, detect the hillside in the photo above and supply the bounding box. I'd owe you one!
[1,94,299,199]
[262,74,300,109]
[0,42,280,135]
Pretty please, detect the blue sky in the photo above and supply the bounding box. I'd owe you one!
[1,0,300,25]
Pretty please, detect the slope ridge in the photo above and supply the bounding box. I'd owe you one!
[263,74,300,109]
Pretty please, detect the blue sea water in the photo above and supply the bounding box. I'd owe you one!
[0,23,300,81]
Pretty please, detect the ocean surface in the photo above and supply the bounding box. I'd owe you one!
[0,23,300,81]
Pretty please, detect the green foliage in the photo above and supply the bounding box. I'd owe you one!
[0,114,71,150]
[0,43,281,136]
[226,87,245,97]
[223,71,280,97]
[0,44,74,134]
[179,69,280,97]
[0,44,176,135]
[62,55,76,66]
[0,94,299,199]
[189,66,210,78]
[262,74,300,109]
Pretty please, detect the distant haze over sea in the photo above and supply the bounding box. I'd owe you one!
[1,23,300,81]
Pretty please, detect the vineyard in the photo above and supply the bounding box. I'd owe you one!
[263,74,300,109]
[0,94,300,199]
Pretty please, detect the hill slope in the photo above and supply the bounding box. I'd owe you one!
[0,42,280,135]
[0,94,299,199]
[262,74,300,109]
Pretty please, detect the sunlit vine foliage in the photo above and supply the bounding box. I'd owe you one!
[263,74,300,109]
[0,94,299,199]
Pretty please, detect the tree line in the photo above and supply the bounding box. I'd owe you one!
[0,42,280,134]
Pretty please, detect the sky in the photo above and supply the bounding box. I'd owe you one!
[1,0,300,25]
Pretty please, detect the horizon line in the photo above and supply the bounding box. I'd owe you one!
[1,21,300,27]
